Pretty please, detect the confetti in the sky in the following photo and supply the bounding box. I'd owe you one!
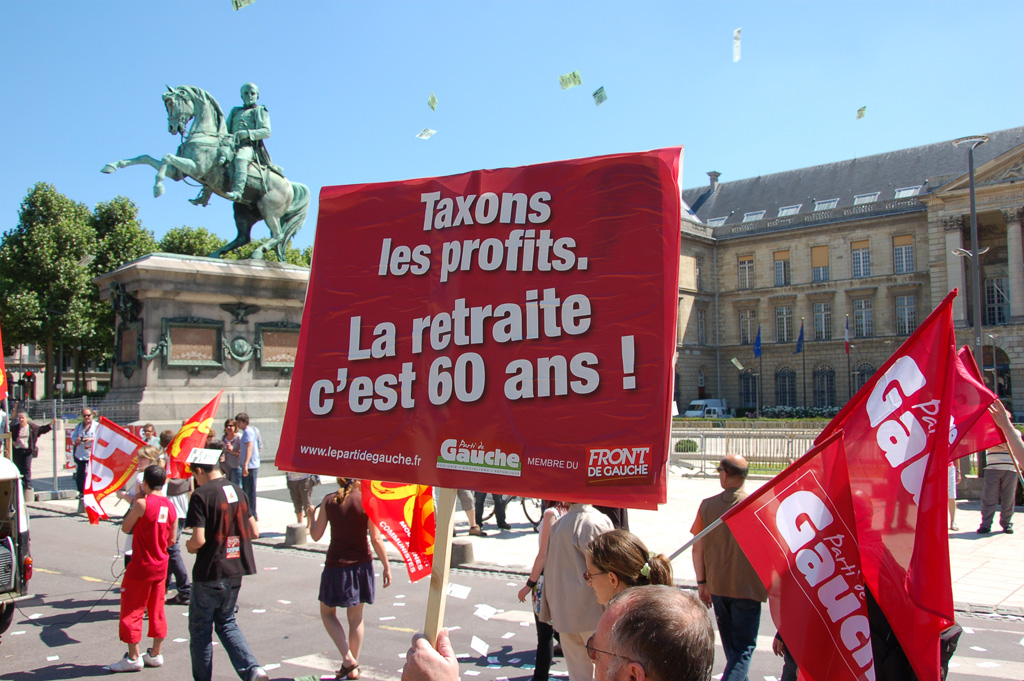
[416,128,437,140]
[559,70,583,90]
[593,86,607,106]
[232,0,255,10]
[428,92,438,111]
[857,106,867,120]
[733,28,741,62]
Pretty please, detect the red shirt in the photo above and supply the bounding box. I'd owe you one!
[125,495,176,581]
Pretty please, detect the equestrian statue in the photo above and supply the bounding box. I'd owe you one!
[101,83,309,261]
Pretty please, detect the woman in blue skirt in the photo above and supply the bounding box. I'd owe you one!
[308,478,392,680]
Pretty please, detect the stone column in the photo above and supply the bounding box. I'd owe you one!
[1003,208,1024,319]
[943,216,967,324]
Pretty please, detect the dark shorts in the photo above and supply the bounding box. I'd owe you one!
[319,561,375,608]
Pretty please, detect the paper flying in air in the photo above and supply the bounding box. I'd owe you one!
[416,128,437,140]
[559,70,583,90]
[232,0,255,10]
[733,28,741,62]
[857,106,867,120]
[428,92,438,111]
[592,87,607,106]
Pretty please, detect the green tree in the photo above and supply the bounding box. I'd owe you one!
[0,183,96,398]
[158,225,227,256]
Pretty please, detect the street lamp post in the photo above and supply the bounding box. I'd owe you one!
[952,135,990,367]
[988,334,999,396]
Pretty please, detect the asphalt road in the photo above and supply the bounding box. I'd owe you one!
[4,509,1024,681]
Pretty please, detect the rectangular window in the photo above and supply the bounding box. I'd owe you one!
[853,299,873,337]
[811,245,830,282]
[778,205,802,217]
[814,302,832,341]
[895,295,916,335]
[706,216,727,227]
[775,305,793,343]
[893,235,914,274]
[695,256,703,291]
[894,186,921,198]
[739,310,755,345]
[814,198,839,211]
[774,250,791,286]
[742,210,766,223]
[854,192,880,205]
[851,240,871,278]
[697,309,706,346]
[985,278,1009,326]
[738,255,754,290]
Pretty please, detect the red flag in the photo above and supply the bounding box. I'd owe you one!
[949,346,1004,461]
[844,317,850,355]
[725,432,874,681]
[816,291,959,680]
[360,480,434,582]
[0,320,8,401]
[166,391,224,479]
[84,417,148,524]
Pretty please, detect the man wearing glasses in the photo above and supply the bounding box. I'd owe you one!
[71,408,98,500]
[690,455,767,681]
[401,585,715,681]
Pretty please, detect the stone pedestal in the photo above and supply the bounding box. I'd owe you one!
[285,523,308,546]
[94,254,310,461]
[450,538,474,567]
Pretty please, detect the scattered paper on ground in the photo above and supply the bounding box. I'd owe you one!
[47,656,59,661]
[593,87,607,106]
[428,93,438,111]
[252,609,266,614]
[264,567,278,571]
[448,583,471,599]
[733,28,741,62]
[29,613,41,619]
[474,604,498,620]
[263,663,280,671]
[448,625,461,631]
[173,638,187,643]
[970,646,987,652]
[416,128,436,140]
[464,672,480,677]
[380,615,397,621]
[278,600,291,605]
[470,635,489,656]
[502,632,515,639]
[559,70,582,90]
[393,602,405,606]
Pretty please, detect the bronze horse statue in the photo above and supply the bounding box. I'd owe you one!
[102,86,309,261]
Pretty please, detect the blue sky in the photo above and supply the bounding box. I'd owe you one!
[2,2,1022,252]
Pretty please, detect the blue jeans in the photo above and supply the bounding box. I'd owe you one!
[189,578,259,681]
[229,467,243,487]
[242,468,258,520]
[712,596,761,681]
[166,518,190,598]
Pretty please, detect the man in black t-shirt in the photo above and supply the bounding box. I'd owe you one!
[184,440,267,681]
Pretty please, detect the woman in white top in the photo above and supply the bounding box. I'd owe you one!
[517,501,568,681]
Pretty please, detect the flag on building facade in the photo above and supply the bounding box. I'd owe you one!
[166,391,224,479]
[725,432,875,681]
[844,317,850,355]
[753,325,762,358]
[793,320,804,355]
[84,417,147,524]
[361,480,435,582]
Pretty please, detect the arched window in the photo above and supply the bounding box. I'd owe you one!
[776,366,797,407]
[814,364,836,407]
[740,369,758,409]
[697,368,706,388]
[852,362,875,395]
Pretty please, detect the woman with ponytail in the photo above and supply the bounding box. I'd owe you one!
[584,529,673,605]
[308,479,392,680]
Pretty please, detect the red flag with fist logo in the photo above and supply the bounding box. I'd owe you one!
[84,417,147,524]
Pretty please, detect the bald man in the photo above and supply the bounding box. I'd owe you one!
[691,455,767,681]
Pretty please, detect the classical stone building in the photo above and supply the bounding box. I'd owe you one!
[677,126,1024,416]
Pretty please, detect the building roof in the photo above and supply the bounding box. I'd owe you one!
[682,126,1024,232]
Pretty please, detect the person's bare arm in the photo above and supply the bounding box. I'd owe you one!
[369,519,392,587]
[186,526,206,554]
[242,440,253,476]
[121,497,147,534]
[692,536,711,607]
[519,508,557,602]
[990,402,1024,468]
[249,514,260,539]
[308,498,329,542]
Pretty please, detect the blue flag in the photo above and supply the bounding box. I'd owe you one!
[753,325,762,358]
[794,321,804,354]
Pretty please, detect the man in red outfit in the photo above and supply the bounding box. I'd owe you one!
[107,465,177,672]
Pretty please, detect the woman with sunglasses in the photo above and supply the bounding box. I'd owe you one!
[584,529,673,605]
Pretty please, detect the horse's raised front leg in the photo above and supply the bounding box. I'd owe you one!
[154,153,202,198]
[100,154,163,174]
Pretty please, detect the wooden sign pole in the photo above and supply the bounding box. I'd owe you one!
[424,487,458,646]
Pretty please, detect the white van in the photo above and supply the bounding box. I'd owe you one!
[683,399,732,418]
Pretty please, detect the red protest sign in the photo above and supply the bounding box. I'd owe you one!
[277,149,682,509]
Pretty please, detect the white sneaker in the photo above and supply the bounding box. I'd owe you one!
[106,654,144,672]
[249,666,269,681]
[142,649,164,667]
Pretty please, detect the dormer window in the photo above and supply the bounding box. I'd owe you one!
[814,198,839,211]
[706,216,728,227]
[742,210,765,223]
[894,186,921,198]
[854,192,879,205]
[777,205,801,217]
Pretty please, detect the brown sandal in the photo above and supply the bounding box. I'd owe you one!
[336,663,358,680]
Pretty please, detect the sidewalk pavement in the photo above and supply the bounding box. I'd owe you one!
[21,437,1024,617]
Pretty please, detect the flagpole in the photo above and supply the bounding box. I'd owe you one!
[846,315,852,402]
[424,487,458,646]
[668,517,724,561]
